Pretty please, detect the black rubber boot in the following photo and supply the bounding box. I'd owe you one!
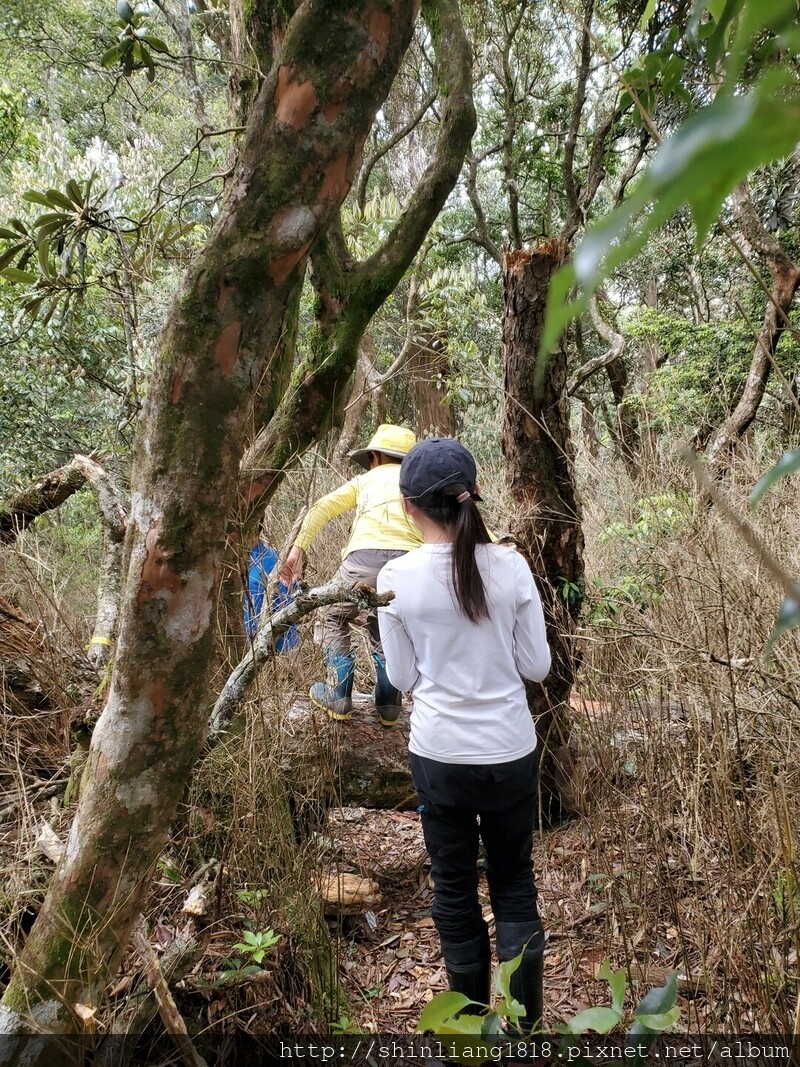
[440,926,491,1011]
[309,650,355,721]
[371,651,402,727]
[495,919,544,1034]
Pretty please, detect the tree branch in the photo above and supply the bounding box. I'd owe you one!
[568,294,625,394]
[236,0,476,524]
[355,86,437,209]
[206,579,395,745]
[562,0,594,238]
[0,460,87,544]
[465,152,502,264]
[152,0,213,137]
[71,456,129,669]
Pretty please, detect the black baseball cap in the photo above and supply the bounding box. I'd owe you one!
[399,438,483,504]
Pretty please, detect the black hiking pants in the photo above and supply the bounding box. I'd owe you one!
[409,749,541,945]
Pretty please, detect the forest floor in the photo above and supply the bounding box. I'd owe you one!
[0,690,746,1046]
[328,804,692,1037]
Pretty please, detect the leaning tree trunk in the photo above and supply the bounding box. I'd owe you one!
[237,0,475,529]
[0,0,418,1044]
[706,181,800,479]
[501,245,585,821]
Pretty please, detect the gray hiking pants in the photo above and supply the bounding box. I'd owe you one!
[321,548,407,655]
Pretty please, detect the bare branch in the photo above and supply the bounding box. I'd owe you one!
[71,456,129,669]
[152,0,213,136]
[568,294,625,394]
[465,153,502,264]
[562,0,595,237]
[207,579,395,744]
[355,87,437,209]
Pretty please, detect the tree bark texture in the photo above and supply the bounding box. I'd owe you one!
[501,246,585,820]
[237,0,475,529]
[0,0,419,1040]
[410,329,454,437]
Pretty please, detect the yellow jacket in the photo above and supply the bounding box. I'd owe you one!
[294,464,423,560]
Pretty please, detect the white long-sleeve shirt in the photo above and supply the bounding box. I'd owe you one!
[377,543,551,765]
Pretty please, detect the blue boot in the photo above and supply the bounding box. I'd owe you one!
[372,652,402,727]
[310,650,355,721]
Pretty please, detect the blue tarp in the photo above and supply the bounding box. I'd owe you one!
[244,543,298,652]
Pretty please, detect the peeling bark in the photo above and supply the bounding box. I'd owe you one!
[502,246,585,821]
[0,0,419,1040]
[237,0,476,527]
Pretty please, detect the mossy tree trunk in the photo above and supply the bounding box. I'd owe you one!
[237,0,475,531]
[0,0,419,1043]
[501,246,585,822]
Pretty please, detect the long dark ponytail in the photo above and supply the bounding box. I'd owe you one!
[415,484,492,623]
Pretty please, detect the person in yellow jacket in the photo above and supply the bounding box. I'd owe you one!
[280,424,420,726]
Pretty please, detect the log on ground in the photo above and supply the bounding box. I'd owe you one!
[278,693,415,812]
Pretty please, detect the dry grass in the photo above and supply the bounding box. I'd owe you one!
[0,442,798,1037]
[565,445,800,1032]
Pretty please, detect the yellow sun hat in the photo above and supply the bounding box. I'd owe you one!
[349,424,417,469]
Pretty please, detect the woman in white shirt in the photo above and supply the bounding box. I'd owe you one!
[377,437,551,1030]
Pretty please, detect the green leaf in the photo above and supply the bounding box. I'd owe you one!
[117,0,135,23]
[416,990,471,1031]
[65,179,84,206]
[32,211,71,226]
[635,1007,681,1029]
[37,240,54,279]
[36,218,70,240]
[629,972,678,1035]
[1,267,37,284]
[750,449,800,506]
[765,589,800,659]
[0,243,26,273]
[639,0,657,30]
[22,191,55,208]
[0,227,21,240]
[492,951,521,1005]
[597,960,627,1016]
[565,1006,621,1033]
[140,43,156,82]
[143,34,170,53]
[100,45,122,68]
[46,189,75,211]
